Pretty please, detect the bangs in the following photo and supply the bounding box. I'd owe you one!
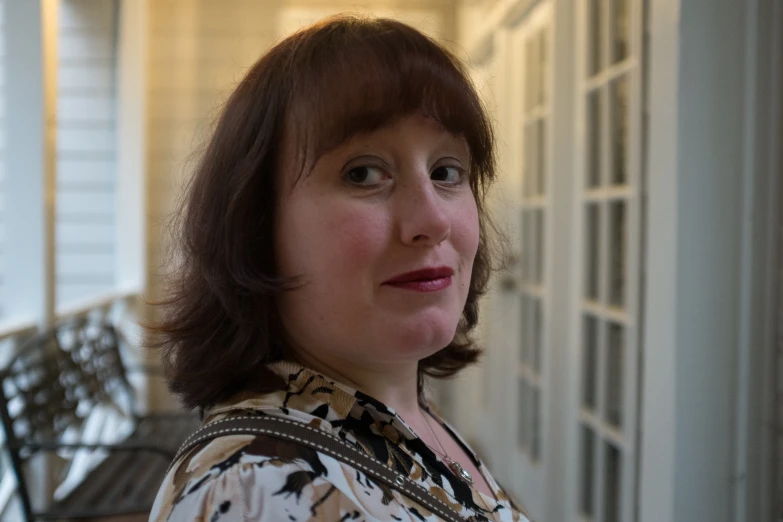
[283,16,495,194]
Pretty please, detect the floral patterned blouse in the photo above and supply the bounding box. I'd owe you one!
[150,361,528,521]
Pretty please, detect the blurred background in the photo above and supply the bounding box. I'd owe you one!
[0,0,780,521]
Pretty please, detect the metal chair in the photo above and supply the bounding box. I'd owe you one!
[0,317,199,521]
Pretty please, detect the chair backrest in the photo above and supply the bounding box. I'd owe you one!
[0,318,138,520]
[0,333,81,450]
[55,317,137,419]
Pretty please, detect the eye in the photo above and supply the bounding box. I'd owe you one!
[431,165,463,184]
[345,165,386,186]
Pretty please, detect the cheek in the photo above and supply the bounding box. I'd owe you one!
[452,198,480,302]
[277,196,388,281]
[455,197,481,264]
[330,207,387,256]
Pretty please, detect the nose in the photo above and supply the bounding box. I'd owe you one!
[396,177,451,247]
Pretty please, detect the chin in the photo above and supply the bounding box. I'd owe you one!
[387,314,460,356]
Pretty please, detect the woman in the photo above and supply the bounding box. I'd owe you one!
[149,15,527,522]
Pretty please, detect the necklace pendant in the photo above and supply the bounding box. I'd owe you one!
[448,460,474,485]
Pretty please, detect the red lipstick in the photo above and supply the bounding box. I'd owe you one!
[384,267,454,292]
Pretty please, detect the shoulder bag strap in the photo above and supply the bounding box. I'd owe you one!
[170,416,464,522]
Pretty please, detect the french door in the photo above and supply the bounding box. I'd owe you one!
[502,3,555,519]
[567,0,644,521]
[482,1,645,521]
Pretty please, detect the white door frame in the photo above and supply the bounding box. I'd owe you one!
[640,0,780,521]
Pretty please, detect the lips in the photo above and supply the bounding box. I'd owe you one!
[382,267,454,292]
[384,266,455,284]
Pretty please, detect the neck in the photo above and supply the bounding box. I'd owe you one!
[289,348,427,424]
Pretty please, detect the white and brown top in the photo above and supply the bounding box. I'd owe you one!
[150,361,528,522]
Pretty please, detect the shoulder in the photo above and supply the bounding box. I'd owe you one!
[149,432,429,522]
[150,433,318,521]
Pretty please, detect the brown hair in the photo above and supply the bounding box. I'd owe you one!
[148,15,501,410]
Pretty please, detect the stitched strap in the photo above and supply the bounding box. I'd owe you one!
[170,416,464,522]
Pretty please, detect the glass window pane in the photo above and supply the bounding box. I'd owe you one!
[518,378,529,452]
[538,29,547,106]
[522,124,529,198]
[520,294,530,365]
[526,38,537,112]
[530,386,540,461]
[534,209,545,284]
[608,201,627,307]
[612,0,629,63]
[537,119,546,197]
[588,0,603,76]
[519,209,526,280]
[580,425,595,517]
[532,297,542,374]
[516,207,524,268]
[524,122,538,198]
[532,35,540,109]
[522,210,532,282]
[610,76,629,186]
[585,204,601,300]
[606,323,624,428]
[582,315,599,410]
[587,89,602,188]
[605,442,622,522]
[524,40,531,111]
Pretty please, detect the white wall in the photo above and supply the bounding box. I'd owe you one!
[146,0,278,304]
[56,0,119,306]
[0,0,6,318]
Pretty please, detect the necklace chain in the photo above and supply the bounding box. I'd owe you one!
[421,408,474,485]
[421,410,450,459]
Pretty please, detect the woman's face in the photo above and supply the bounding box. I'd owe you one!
[275,114,480,370]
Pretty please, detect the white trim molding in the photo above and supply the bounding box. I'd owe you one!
[3,0,59,328]
[115,0,149,296]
